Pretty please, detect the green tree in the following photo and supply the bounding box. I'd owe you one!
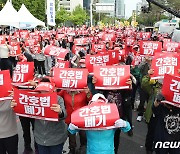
[12,0,46,22]
[71,5,89,26]
[56,6,70,25]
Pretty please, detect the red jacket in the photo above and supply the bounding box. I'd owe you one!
[58,90,92,124]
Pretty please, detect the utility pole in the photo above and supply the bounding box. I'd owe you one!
[114,0,117,25]
[90,0,93,27]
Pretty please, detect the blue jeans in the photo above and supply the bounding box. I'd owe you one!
[37,143,64,154]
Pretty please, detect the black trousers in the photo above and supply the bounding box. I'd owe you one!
[114,129,121,154]
[122,98,133,128]
[145,116,157,152]
[138,87,149,116]
[19,117,36,149]
[34,59,46,75]
[0,134,18,154]
[68,130,87,150]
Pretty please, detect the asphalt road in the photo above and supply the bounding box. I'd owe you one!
[17,108,147,154]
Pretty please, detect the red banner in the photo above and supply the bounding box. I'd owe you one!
[53,68,88,90]
[118,49,125,62]
[140,32,151,40]
[13,89,58,121]
[0,70,12,101]
[9,44,21,56]
[56,34,66,39]
[25,39,38,47]
[72,45,87,54]
[71,101,120,129]
[151,53,180,79]
[74,38,88,45]
[91,43,106,53]
[140,41,162,56]
[94,65,130,90]
[44,45,68,60]
[55,60,69,68]
[161,74,180,108]
[102,33,116,42]
[85,52,119,73]
[12,62,34,85]
[125,37,135,46]
[30,45,41,54]
[19,30,29,39]
[163,42,180,52]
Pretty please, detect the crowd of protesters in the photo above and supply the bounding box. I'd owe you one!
[0,25,180,154]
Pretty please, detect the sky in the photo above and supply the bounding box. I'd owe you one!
[125,0,141,18]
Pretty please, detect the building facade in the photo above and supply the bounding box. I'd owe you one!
[116,0,125,18]
[96,0,125,18]
[59,0,83,12]
[83,0,91,10]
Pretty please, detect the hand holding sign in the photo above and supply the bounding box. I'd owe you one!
[114,119,127,128]
[69,123,79,131]
[50,104,62,114]
[11,100,17,108]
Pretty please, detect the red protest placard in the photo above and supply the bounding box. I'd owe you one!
[162,38,171,43]
[161,74,180,108]
[91,43,106,53]
[19,30,29,39]
[72,45,87,54]
[85,53,110,73]
[141,32,151,40]
[140,41,162,56]
[125,37,135,46]
[94,65,130,90]
[55,60,69,68]
[74,38,88,45]
[108,50,119,64]
[30,45,41,54]
[118,49,125,62]
[13,89,59,121]
[25,39,38,47]
[0,35,6,44]
[44,45,68,60]
[102,33,116,42]
[12,62,34,85]
[0,70,12,101]
[53,68,88,90]
[163,42,180,52]
[56,34,66,40]
[9,44,21,56]
[151,53,180,79]
[71,101,120,129]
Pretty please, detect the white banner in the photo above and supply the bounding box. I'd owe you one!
[47,0,56,26]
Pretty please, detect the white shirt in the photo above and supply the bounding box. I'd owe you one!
[0,44,9,58]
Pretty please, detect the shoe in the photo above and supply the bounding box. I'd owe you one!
[128,129,133,137]
[136,116,142,122]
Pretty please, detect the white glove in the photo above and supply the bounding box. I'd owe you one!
[114,119,127,128]
[69,123,78,131]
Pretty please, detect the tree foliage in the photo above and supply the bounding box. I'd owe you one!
[136,3,170,26]
[56,6,70,24]
[12,0,46,22]
[71,5,88,26]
